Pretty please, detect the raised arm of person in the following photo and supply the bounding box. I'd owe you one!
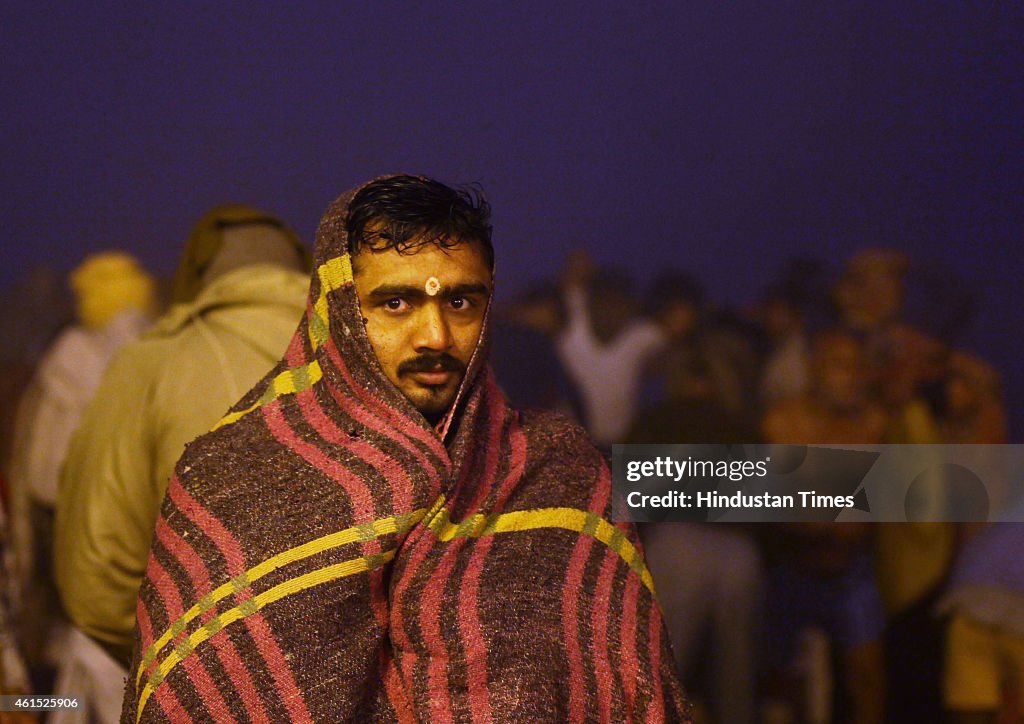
[556,250,597,358]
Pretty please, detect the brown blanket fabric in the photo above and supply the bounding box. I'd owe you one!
[123,178,689,722]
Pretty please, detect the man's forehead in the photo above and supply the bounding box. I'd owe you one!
[351,240,492,280]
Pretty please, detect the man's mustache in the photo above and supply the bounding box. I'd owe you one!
[397,353,465,377]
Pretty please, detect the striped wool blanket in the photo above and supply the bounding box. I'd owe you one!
[122,180,689,722]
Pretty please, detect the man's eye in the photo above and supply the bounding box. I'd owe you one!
[450,296,471,310]
[383,298,408,312]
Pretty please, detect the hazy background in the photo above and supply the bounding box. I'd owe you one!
[2,2,1020,435]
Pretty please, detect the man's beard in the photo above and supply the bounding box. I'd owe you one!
[397,353,467,423]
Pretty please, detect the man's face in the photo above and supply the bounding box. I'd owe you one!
[352,239,492,422]
[658,300,699,341]
[813,334,865,409]
[589,290,636,344]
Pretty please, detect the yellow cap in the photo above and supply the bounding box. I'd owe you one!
[69,251,156,328]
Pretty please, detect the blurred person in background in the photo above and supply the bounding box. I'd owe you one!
[868,326,957,722]
[627,271,763,723]
[762,330,888,446]
[0,267,70,724]
[834,248,1000,721]
[54,206,310,722]
[556,250,664,450]
[9,253,156,519]
[636,519,762,724]
[6,252,155,703]
[940,523,1022,723]
[489,281,580,417]
[922,344,1011,724]
[0,499,33,723]
[760,329,888,724]
[759,284,811,407]
[938,352,1007,446]
[641,270,757,427]
[832,249,907,339]
[0,266,72,480]
[627,418,761,724]
[880,333,1009,724]
[936,366,1016,721]
[834,252,953,631]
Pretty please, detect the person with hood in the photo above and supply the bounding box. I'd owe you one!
[121,175,688,722]
[54,207,310,721]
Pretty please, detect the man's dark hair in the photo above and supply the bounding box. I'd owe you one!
[590,267,636,300]
[346,175,493,266]
[644,270,706,317]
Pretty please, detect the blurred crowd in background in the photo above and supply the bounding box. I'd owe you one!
[0,209,1016,723]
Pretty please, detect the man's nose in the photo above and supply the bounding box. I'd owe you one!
[414,304,454,352]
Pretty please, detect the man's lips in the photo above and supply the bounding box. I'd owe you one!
[408,370,455,386]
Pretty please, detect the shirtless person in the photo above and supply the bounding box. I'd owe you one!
[761,330,887,724]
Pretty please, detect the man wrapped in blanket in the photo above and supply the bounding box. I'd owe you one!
[123,175,689,722]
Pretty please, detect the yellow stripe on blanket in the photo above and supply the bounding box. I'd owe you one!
[309,254,353,350]
[427,506,655,594]
[136,509,425,689]
[136,549,395,723]
[135,500,652,721]
[212,255,352,431]
[210,360,323,430]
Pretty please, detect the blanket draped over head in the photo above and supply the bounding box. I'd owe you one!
[123,177,689,723]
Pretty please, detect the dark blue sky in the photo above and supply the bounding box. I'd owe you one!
[2,3,1020,434]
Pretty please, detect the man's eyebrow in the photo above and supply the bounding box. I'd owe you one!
[447,283,490,297]
[367,284,424,300]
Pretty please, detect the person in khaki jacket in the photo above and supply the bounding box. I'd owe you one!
[54,206,310,716]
